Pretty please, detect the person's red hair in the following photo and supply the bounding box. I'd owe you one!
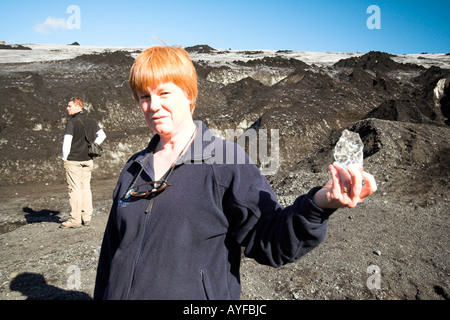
[69,97,84,109]
[129,46,198,114]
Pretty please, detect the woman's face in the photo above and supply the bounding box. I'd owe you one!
[137,82,193,138]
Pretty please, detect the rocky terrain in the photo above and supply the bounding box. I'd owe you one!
[0,44,449,300]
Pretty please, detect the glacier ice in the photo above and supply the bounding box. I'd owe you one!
[334,129,364,168]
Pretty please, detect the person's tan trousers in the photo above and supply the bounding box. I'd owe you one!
[64,160,94,224]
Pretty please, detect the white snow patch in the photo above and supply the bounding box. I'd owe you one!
[0,44,448,70]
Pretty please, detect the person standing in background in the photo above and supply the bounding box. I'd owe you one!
[61,97,106,229]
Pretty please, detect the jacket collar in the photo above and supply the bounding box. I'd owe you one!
[178,120,215,164]
[70,110,85,119]
[133,120,216,170]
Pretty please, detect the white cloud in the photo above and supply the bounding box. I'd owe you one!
[33,17,68,34]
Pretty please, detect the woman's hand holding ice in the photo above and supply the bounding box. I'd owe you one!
[313,163,377,209]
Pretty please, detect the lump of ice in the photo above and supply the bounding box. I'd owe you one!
[334,129,364,168]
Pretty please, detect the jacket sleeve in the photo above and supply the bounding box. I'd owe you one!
[222,157,335,267]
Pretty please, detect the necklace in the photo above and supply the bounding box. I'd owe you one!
[159,124,198,182]
[123,124,198,203]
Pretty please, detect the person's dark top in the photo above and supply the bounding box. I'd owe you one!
[94,121,335,300]
[64,111,100,161]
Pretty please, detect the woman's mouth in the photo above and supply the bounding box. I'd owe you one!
[152,115,167,121]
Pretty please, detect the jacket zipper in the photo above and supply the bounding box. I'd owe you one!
[125,197,155,299]
[200,269,210,300]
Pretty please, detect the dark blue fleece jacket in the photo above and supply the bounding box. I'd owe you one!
[94,121,334,300]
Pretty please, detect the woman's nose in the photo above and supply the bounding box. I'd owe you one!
[149,95,161,111]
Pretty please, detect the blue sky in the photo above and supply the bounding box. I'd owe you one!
[1,0,449,53]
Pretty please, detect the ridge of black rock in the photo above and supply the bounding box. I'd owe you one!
[185,44,216,53]
[334,50,424,73]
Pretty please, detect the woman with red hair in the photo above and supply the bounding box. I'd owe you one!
[94,45,376,300]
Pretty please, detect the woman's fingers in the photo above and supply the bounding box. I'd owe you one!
[330,163,355,207]
[347,164,363,202]
[332,162,352,193]
[319,163,376,209]
[329,164,341,196]
[360,171,377,199]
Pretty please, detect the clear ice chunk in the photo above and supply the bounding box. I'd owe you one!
[334,129,364,168]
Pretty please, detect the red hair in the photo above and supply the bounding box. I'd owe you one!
[129,46,198,113]
[69,97,84,109]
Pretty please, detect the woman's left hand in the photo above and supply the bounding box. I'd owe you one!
[313,162,377,209]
